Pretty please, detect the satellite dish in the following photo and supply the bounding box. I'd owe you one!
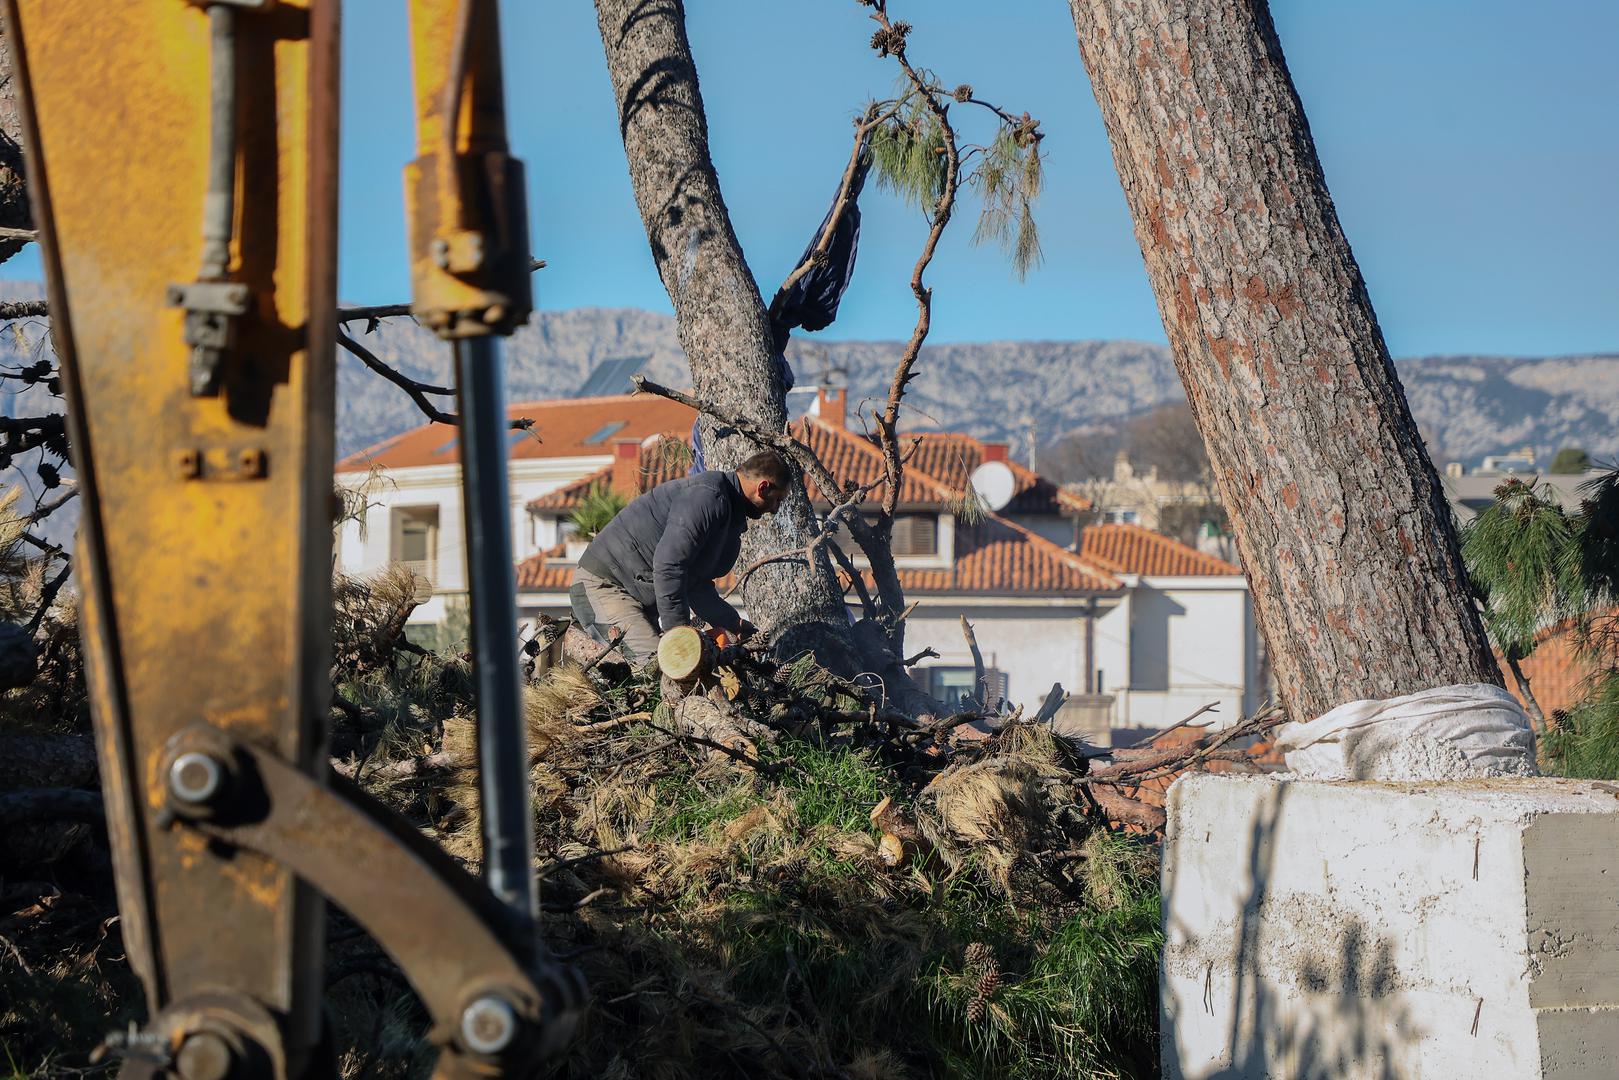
[969,460,1016,512]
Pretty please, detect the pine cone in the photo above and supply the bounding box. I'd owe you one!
[952,84,973,103]
[963,941,994,975]
[975,965,1002,1002]
[869,22,911,58]
[965,994,987,1024]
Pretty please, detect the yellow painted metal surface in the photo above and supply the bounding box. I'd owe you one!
[405,0,531,337]
[5,0,339,1060]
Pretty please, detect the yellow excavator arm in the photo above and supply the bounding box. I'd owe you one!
[1,1,576,1075]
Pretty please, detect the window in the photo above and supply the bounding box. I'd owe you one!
[925,666,1006,711]
[1103,508,1140,525]
[391,506,440,585]
[890,514,938,557]
[831,513,939,559]
[928,667,979,711]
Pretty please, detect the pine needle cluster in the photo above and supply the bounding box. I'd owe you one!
[865,73,1046,281]
[1462,467,1619,776]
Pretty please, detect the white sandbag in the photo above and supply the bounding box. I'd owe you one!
[1274,682,1536,781]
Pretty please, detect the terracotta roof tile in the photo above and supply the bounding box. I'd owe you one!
[872,514,1120,595]
[1497,615,1614,718]
[337,394,697,472]
[1079,522,1240,577]
[516,544,575,591]
[526,436,692,511]
[903,432,1089,514]
[790,417,953,506]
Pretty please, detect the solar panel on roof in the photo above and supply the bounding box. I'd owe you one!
[576,356,646,398]
[584,420,627,444]
[434,437,457,454]
[508,429,531,448]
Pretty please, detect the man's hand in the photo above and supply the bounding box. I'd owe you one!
[734,619,758,642]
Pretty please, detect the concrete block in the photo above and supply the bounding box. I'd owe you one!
[1161,774,1619,1079]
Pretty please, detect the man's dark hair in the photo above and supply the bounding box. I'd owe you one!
[737,449,792,489]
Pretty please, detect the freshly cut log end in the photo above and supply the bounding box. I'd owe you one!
[658,626,711,682]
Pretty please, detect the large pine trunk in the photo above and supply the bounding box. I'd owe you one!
[592,0,859,668]
[1067,0,1499,720]
[0,27,33,264]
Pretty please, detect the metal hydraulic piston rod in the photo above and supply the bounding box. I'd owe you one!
[404,0,538,939]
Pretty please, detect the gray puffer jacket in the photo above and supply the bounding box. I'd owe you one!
[577,470,752,632]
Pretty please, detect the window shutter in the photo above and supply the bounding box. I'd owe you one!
[892,514,938,557]
[984,668,1008,710]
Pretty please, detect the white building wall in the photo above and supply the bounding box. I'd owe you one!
[336,457,612,625]
[905,602,1097,713]
[1094,578,1256,736]
[1094,592,1132,699]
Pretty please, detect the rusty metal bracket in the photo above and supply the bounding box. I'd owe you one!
[172,446,268,482]
[159,728,582,1077]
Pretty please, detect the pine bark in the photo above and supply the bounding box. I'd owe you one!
[1067,0,1499,720]
[0,26,33,264]
[591,0,859,669]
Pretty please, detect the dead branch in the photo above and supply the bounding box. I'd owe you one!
[0,299,46,320]
[1032,683,1069,726]
[901,646,938,667]
[330,751,459,782]
[1128,701,1220,748]
[1088,786,1166,833]
[24,559,71,636]
[959,615,987,707]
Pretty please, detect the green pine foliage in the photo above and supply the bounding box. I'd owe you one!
[1463,468,1619,777]
[969,125,1045,280]
[869,95,950,211]
[1461,478,1583,659]
[866,75,1045,281]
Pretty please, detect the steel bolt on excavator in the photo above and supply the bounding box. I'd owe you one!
[1,0,582,1075]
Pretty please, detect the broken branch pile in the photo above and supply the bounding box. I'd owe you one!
[1,568,1280,1079]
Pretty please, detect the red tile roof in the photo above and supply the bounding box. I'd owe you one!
[1079,522,1241,577]
[902,432,1090,515]
[352,390,1218,595]
[881,514,1120,595]
[516,544,574,591]
[336,394,697,472]
[1497,614,1614,718]
[790,416,956,507]
[517,514,1122,597]
[527,435,692,510]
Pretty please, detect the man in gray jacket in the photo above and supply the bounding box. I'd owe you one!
[568,449,790,661]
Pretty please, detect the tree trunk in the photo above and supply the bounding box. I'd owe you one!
[0,26,33,264]
[1067,0,1499,721]
[591,1,863,670]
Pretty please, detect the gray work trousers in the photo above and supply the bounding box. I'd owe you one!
[569,566,661,662]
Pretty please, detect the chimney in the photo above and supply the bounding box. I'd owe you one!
[815,386,846,429]
[610,437,642,495]
[982,442,1009,463]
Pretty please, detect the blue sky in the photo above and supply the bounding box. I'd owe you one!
[12,0,1614,356]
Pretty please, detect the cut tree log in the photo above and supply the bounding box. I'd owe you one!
[657,626,713,683]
